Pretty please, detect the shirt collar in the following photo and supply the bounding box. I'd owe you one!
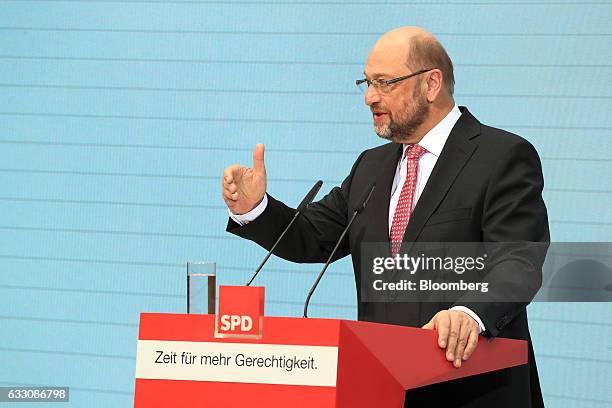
[402,104,461,158]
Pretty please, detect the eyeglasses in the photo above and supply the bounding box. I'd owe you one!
[356,68,434,94]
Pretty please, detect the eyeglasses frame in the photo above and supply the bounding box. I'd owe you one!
[356,68,435,94]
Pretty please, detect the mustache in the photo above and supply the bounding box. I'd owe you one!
[370,105,389,114]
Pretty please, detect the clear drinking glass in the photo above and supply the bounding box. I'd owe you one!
[187,262,216,314]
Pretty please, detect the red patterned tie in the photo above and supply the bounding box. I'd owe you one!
[390,144,427,256]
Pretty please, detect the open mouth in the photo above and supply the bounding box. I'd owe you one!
[373,112,388,122]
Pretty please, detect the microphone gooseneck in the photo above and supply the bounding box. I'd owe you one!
[303,182,375,317]
[245,180,323,286]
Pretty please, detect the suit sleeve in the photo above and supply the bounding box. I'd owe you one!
[226,151,367,264]
[456,139,550,338]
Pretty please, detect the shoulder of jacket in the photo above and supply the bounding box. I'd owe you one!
[359,142,399,159]
[478,125,538,154]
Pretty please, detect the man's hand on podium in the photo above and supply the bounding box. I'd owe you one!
[222,144,267,215]
[422,310,480,369]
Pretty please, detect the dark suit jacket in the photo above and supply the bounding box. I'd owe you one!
[228,107,549,408]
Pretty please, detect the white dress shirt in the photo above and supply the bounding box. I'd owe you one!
[388,105,461,232]
[229,105,485,333]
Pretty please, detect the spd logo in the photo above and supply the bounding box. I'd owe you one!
[215,285,264,339]
[219,315,253,332]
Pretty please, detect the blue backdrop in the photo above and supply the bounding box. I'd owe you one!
[1,1,611,406]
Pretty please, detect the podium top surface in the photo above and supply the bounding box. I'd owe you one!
[139,313,349,346]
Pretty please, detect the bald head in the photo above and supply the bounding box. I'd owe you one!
[374,26,432,49]
[369,27,455,96]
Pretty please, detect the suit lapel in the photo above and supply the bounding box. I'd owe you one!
[403,108,481,243]
[366,143,403,246]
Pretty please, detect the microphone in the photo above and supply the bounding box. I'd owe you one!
[245,180,323,286]
[303,182,376,317]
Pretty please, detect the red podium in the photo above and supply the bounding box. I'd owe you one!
[134,313,527,407]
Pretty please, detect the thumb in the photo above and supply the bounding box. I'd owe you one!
[253,143,266,174]
[422,319,434,330]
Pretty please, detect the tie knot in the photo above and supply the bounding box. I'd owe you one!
[404,144,428,161]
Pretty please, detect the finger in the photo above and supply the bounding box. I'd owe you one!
[445,315,461,361]
[226,183,237,194]
[222,182,237,196]
[222,186,237,201]
[222,174,233,187]
[436,313,451,349]
[223,167,234,184]
[223,164,241,184]
[453,321,471,368]
[223,189,237,202]
[422,319,434,330]
[252,144,266,174]
[462,329,479,361]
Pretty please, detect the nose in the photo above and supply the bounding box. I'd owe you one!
[364,85,381,106]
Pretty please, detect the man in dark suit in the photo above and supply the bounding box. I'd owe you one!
[222,27,549,407]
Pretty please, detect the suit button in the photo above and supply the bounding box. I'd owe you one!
[496,316,509,330]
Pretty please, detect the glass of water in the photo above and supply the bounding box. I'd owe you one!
[187,262,216,314]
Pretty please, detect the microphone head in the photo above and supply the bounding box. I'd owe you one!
[356,182,376,214]
[297,180,323,213]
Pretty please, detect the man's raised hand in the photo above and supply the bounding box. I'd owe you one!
[222,144,267,215]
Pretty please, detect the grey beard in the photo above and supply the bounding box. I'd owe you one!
[374,123,393,140]
[375,104,429,143]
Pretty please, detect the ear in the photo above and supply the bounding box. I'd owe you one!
[424,69,444,102]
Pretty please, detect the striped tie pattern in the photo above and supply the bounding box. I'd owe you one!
[390,144,427,256]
